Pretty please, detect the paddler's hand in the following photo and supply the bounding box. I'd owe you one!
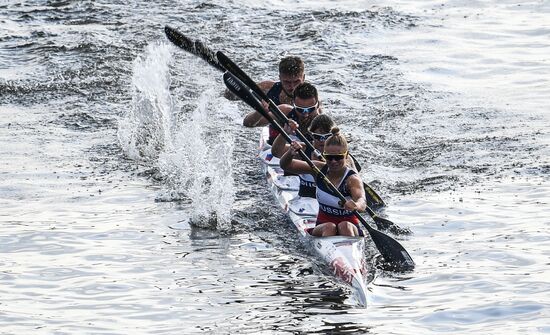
[283,119,299,135]
[261,100,269,113]
[289,140,305,156]
[344,200,360,212]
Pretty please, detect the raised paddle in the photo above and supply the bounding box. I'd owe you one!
[165,26,224,71]
[223,71,415,271]
[164,26,397,230]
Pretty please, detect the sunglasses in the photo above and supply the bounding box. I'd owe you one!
[322,151,348,161]
[311,132,331,142]
[293,102,318,114]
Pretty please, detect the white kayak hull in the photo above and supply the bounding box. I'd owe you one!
[258,127,369,305]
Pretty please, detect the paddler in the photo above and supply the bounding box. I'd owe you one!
[279,128,367,237]
[272,112,358,199]
[247,81,321,146]
[241,57,307,143]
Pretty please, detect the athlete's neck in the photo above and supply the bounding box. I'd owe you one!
[327,167,346,180]
[281,87,293,100]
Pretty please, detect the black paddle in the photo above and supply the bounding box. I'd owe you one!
[164,26,398,230]
[165,26,224,71]
[223,71,415,271]
[221,50,388,211]
[348,153,390,212]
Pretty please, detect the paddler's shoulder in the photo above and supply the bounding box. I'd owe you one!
[258,80,276,93]
[278,104,293,114]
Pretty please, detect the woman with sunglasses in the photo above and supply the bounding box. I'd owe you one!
[279,128,367,237]
[274,114,358,197]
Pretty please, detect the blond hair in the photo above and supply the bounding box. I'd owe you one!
[324,127,348,152]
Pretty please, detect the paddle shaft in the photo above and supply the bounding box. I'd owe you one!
[217,51,322,158]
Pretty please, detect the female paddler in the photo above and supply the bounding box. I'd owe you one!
[279,128,367,237]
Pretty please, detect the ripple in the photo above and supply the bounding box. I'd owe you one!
[420,302,544,325]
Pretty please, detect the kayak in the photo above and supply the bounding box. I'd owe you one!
[257,127,370,305]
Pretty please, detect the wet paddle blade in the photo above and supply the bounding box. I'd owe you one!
[366,225,415,271]
[164,26,225,72]
[223,72,264,113]
[217,51,267,101]
[364,182,385,209]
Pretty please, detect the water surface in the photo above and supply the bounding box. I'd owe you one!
[1,0,549,333]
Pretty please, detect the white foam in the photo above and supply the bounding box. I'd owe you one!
[119,41,237,231]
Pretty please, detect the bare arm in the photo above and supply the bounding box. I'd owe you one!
[242,80,275,127]
[242,108,271,127]
[345,174,367,212]
[269,105,295,157]
[271,133,289,158]
[279,141,319,175]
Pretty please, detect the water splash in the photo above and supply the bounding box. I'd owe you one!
[157,91,236,231]
[117,41,173,161]
[118,41,236,231]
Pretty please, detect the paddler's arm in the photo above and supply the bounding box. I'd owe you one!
[242,107,271,127]
[271,107,296,158]
[271,134,288,158]
[243,100,293,128]
[242,81,275,127]
[344,174,367,212]
[279,141,315,174]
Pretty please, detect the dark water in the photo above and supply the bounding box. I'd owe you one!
[1,0,549,334]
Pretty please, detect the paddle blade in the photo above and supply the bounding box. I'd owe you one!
[368,227,415,271]
[223,72,264,114]
[358,214,415,271]
[364,182,385,209]
[217,51,268,101]
[164,26,225,72]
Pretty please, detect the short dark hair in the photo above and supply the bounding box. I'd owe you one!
[293,82,318,101]
[309,114,334,133]
[279,56,304,77]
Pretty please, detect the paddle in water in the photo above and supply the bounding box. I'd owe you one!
[223,71,415,271]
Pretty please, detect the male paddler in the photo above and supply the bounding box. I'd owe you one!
[241,56,306,133]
